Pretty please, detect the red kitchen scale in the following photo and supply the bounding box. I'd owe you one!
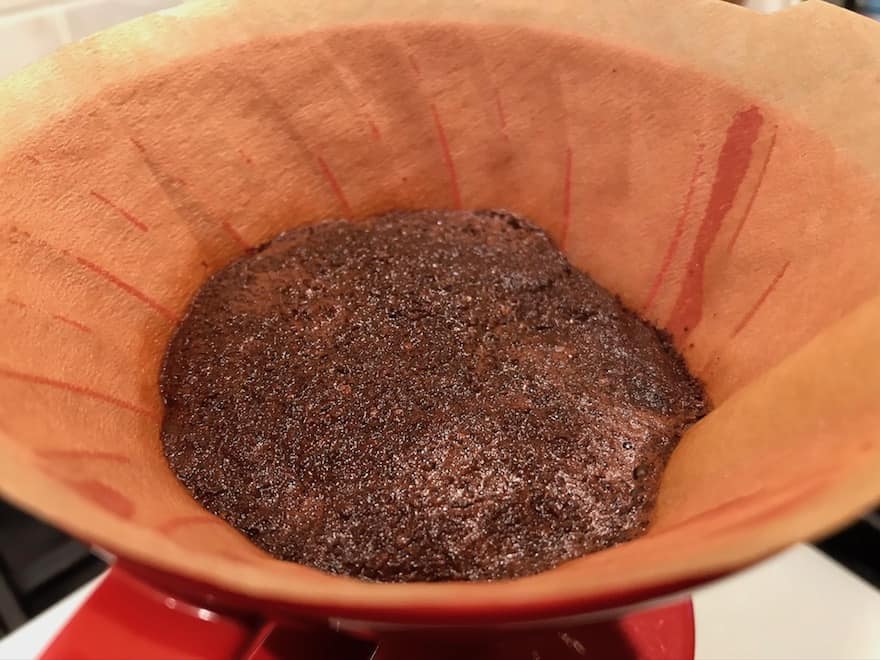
[42,566,695,660]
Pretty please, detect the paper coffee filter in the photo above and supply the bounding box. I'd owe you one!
[0,0,878,623]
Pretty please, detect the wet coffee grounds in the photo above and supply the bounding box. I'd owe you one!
[160,209,708,582]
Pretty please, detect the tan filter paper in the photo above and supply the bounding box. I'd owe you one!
[0,0,878,623]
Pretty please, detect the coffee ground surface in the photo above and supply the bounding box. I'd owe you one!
[160,209,708,582]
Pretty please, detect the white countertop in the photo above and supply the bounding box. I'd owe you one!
[1,544,878,660]
[693,544,880,659]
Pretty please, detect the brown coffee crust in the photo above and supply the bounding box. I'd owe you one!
[160,209,707,582]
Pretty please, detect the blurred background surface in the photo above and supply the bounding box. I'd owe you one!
[0,0,877,79]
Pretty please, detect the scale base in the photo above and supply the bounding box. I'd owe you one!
[43,567,694,660]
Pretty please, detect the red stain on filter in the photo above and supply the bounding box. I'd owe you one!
[65,479,136,520]
[407,53,422,77]
[220,220,252,250]
[37,449,130,463]
[727,126,778,253]
[0,366,158,419]
[368,121,382,141]
[89,191,149,232]
[238,148,254,165]
[667,106,765,337]
[36,455,134,519]
[494,90,509,141]
[51,314,92,333]
[430,104,463,209]
[643,145,706,314]
[560,147,573,249]
[731,261,790,337]
[74,256,179,322]
[315,155,353,216]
